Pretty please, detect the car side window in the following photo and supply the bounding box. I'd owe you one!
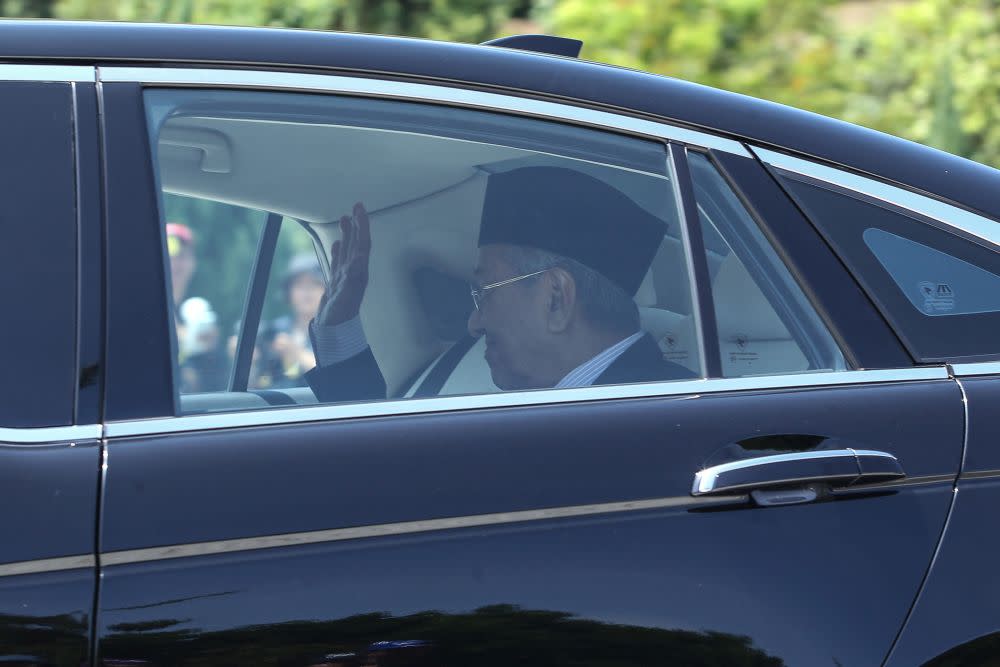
[144,88,705,414]
[687,152,846,377]
[779,174,1000,361]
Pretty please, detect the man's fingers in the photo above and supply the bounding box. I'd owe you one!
[335,215,350,263]
[329,240,342,271]
[341,213,355,260]
[354,202,371,254]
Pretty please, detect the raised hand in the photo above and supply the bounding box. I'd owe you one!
[316,202,371,326]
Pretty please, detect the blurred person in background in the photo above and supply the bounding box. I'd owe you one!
[167,222,227,392]
[253,252,324,389]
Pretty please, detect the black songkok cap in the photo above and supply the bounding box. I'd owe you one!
[479,166,666,295]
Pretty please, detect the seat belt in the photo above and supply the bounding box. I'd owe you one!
[411,335,478,398]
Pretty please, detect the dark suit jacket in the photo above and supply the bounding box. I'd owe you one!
[306,332,696,404]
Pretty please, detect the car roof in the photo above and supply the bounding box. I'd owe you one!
[2,19,999,222]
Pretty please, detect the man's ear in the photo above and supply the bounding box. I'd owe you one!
[546,268,577,333]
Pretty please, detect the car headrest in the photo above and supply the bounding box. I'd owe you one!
[713,253,792,341]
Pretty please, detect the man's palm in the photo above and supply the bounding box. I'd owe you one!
[317,202,371,326]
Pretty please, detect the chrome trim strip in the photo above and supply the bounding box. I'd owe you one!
[753,147,1000,250]
[0,554,95,578]
[0,424,102,444]
[102,495,739,566]
[960,469,1000,481]
[952,361,1000,377]
[0,64,95,82]
[97,66,751,157]
[840,473,953,490]
[106,367,948,438]
[853,449,901,460]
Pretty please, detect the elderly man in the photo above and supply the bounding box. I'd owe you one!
[305,166,696,403]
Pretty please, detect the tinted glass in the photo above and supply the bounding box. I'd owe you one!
[781,174,1000,361]
[248,220,324,391]
[0,83,76,427]
[688,153,846,376]
[864,229,1000,316]
[144,89,703,414]
[164,194,267,394]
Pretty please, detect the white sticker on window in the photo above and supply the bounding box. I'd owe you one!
[864,228,1000,317]
[918,281,956,314]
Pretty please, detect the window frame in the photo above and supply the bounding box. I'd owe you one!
[105,65,887,425]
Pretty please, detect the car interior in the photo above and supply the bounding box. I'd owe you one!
[147,89,840,415]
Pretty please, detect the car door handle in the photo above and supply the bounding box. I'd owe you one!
[691,449,905,496]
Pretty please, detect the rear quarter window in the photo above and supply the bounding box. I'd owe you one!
[780,174,1000,362]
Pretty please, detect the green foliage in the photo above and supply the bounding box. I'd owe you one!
[539,0,1000,169]
[537,0,839,107]
[832,0,1000,167]
[50,0,515,42]
[0,0,56,17]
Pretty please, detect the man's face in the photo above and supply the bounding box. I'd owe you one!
[467,244,551,390]
[289,272,325,319]
[169,240,195,303]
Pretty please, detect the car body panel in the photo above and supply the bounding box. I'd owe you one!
[885,371,1000,667]
[0,80,79,428]
[0,441,101,665]
[0,75,99,666]
[98,379,963,665]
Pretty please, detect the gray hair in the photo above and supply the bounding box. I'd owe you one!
[504,245,640,334]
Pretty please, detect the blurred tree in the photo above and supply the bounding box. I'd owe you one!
[53,0,515,42]
[538,0,1000,168]
[0,0,56,16]
[536,0,840,110]
[832,0,1000,167]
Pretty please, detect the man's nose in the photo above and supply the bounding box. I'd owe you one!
[467,306,485,338]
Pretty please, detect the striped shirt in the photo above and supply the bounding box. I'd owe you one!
[313,318,644,389]
[311,316,369,365]
[553,331,644,388]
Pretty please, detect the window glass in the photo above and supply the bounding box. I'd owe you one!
[164,194,266,394]
[864,229,1000,317]
[688,153,846,377]
[248,221,324,390]
[145,89,703,414]
[780,174,1000,361]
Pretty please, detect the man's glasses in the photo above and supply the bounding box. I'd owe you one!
[470,269,549,310]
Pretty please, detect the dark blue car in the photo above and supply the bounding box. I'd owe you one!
[1,21,998,667]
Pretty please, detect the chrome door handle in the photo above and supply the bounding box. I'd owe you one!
[691,449,905,496]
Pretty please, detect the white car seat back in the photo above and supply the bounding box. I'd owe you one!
[712,253,808,376]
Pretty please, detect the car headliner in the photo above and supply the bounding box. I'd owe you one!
[2,19,999,223]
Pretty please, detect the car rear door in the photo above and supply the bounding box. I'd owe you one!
[94,66,963,667]
[0,66,102,666]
